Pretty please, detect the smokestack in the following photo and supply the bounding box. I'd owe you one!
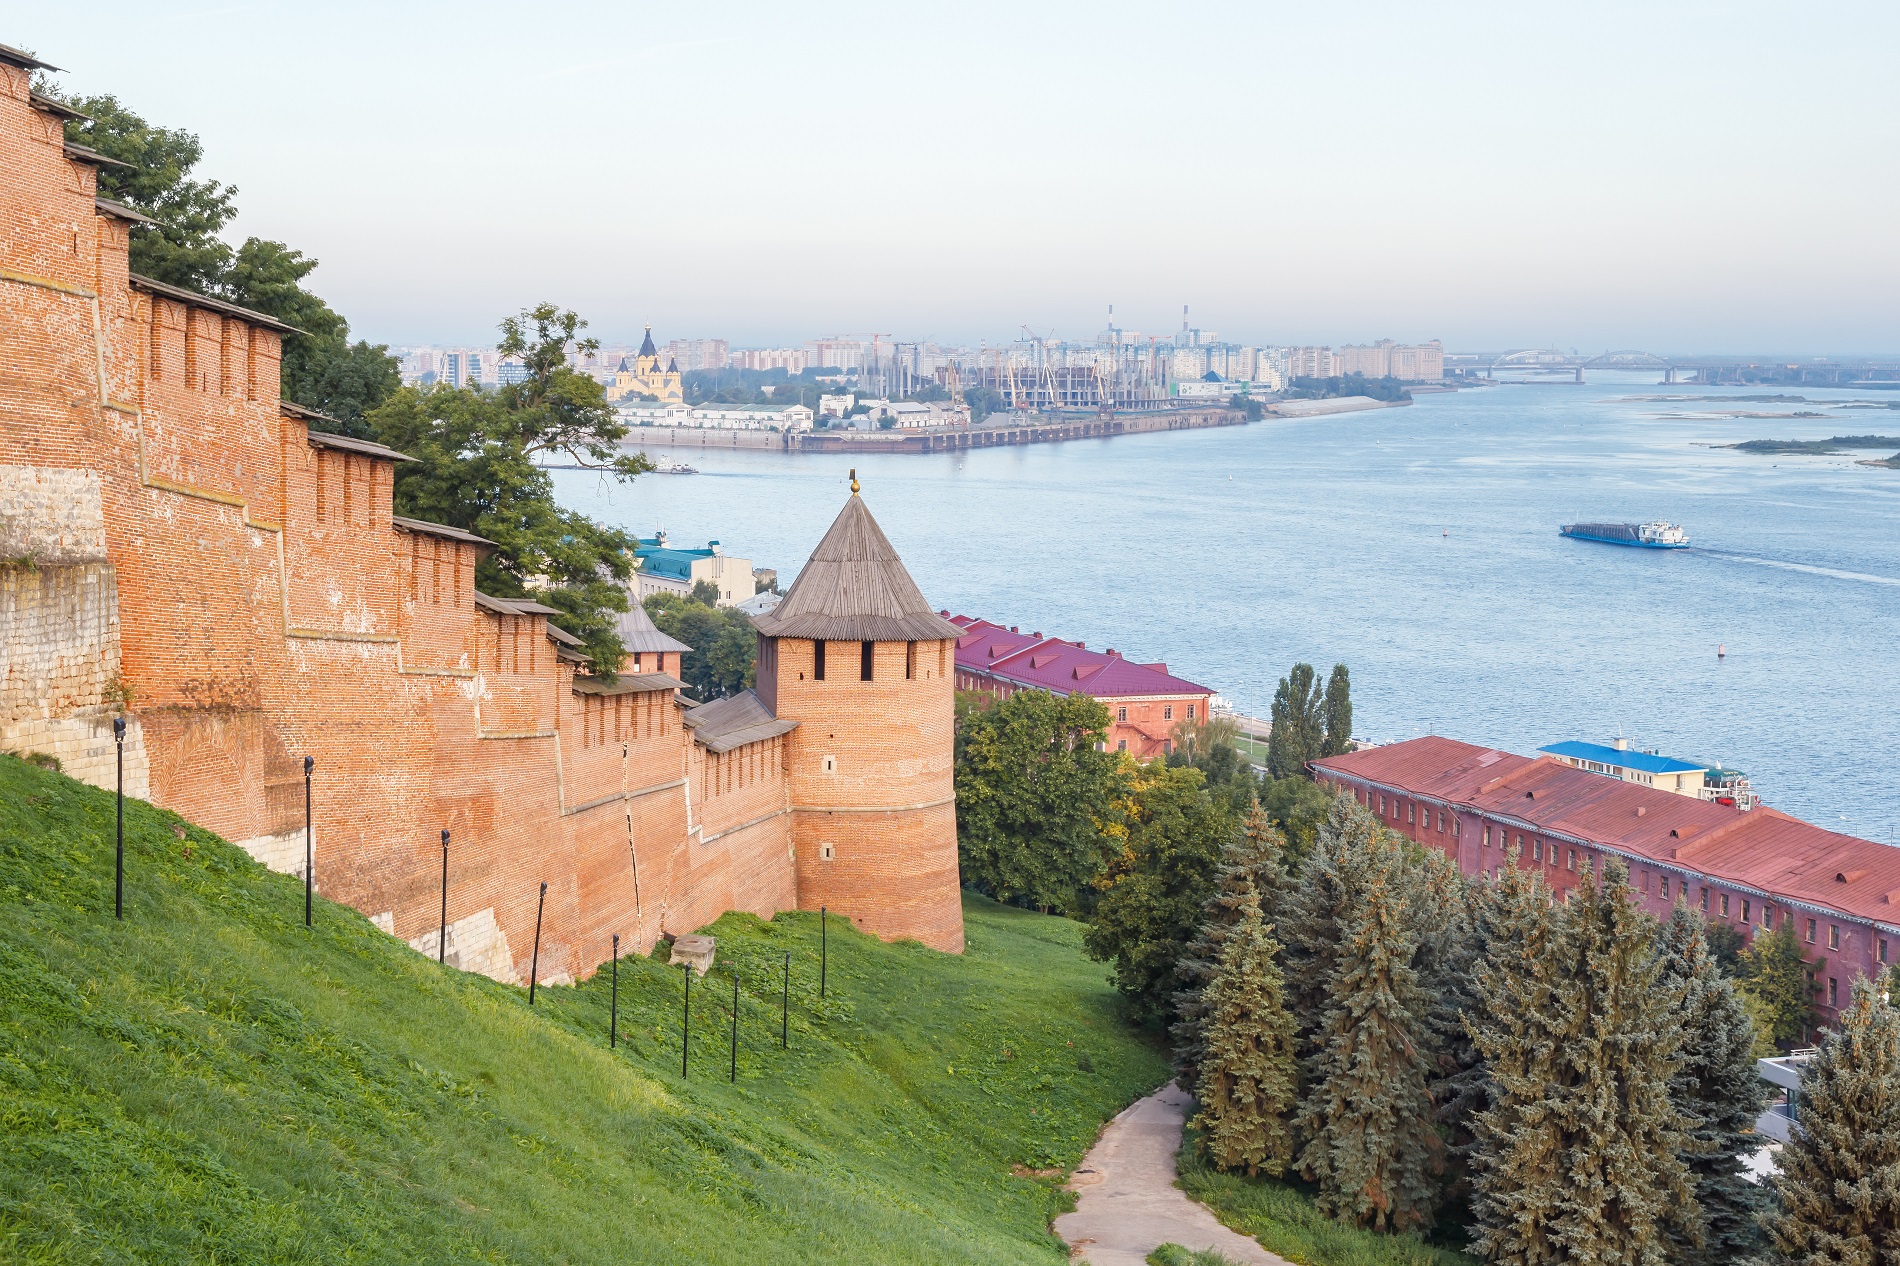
[1183,304,1189,333]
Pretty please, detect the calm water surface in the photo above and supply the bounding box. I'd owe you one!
[553,373,1900,841]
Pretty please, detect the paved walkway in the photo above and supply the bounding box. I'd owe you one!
[1054,1082,1291,1266]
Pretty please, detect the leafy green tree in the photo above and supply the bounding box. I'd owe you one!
[1190,887,1298,1178]
[953,689,1121,915]
[1320,664,1353,758]
[63,93,399,430]
[1257,774,1335,872]
[1737,919,1821,1049]
[495,304,649,480]
[1762,977,1900,1264]
[1473,860,1695,1265]
[362,306,646,676]
[1292,811,1441,1231]
[1655,903,1769,1265]
[1084,763,1235,1025]
[1267,663,1324,780]
[1172,801,1291,1087]
[643,593,755,700]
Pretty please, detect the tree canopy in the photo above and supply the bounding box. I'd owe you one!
[953,689,1122,916]
[643,589,755,701]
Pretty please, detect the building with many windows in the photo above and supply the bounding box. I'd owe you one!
[946,616,1214,760]
[1312,736,1900,1028]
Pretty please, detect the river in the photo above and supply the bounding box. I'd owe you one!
[552,372,1900,842]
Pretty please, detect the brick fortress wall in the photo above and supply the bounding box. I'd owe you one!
[1,59,962,981]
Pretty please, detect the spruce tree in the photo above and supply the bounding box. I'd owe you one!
[1172,801,1291,1089]
[1762,976,1900,1264]
[1409,844,1482,1205]
[1655,902,1769,1265]
[1468,852,1568,1265]
[1552,861,1697,1263]
[1470,858,1697,1265]
[1190,888,1298,1178]
[1292,820,1441,1230]
[1277,796,1363,1057]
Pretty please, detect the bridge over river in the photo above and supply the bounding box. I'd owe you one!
[1449,349,1900,385]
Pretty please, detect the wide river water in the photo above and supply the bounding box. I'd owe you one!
[553,372,1900,842]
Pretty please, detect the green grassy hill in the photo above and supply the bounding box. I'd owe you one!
[0,753,1169,1263]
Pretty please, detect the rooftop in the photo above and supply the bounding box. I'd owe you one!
[130,273,303,336]
[683,689,799,753]
[1538,740,1708,777]
[614,602,692,655]
[752,490,962,643]
[946,615,1214,700]
[1313,737,1900,928]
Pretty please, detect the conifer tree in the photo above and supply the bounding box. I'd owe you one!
[1468,853,1567,1265]
[1470,858,1697,1265]
[1762,976,1900,1264]
[1173,801,1292,1088]
[1277,797,1363,1055]
[1190,888,1298,1178]
[1408,845,1482,1202]
[1292,821,1441,1230]
[1655,902,1769,1265]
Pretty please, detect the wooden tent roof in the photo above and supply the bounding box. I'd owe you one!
[752,493,962,643]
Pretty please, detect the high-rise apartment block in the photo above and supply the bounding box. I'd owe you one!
[1337,339,1444,382]
[1287,346,1339,378]
[665,338,729,372]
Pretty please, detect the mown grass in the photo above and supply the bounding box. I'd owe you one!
[1175,1131,1477,1266]
[0,752,1170,1263]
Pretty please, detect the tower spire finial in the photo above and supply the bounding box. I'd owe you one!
[849,468,860,495]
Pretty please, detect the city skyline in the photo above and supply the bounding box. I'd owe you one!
[14,1,1900,352]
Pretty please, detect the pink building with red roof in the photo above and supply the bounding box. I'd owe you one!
[946,614,1214,760]
[1313,736,1900,1028]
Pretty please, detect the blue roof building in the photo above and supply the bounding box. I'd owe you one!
[1538,739,1710,799]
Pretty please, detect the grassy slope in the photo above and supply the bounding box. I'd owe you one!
[0,754,1169,1264]
[1174,1132,1476,1266]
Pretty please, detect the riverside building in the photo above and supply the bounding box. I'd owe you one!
[1312,736,1900,1027]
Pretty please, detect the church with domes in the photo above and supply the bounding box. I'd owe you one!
[610,326,683,404]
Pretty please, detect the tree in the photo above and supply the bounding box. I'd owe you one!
[63,93,399,430]
[1471,860,1696,1265]
[1190,887,1298,1178]
[1321,664,1353,757]
[1291,811,1442,1231]
[1704,919,1747,975]
[1467,852,1566,1265]
[1737,919,1821,1049]
[1084,763,1235,1025]
[1762,976,1900,1264]
[496,304,649,480]
[1266,663,1324,780]
[1257,773,1335,873]
[953,689,1121,915]
[366,312,645,675]
[1655,903,1769,1265]
[1172,801,1291,1088]
[644,592,755,700]
[1409,845,1481,1203]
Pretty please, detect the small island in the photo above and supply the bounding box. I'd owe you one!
[1721,434,1900,456]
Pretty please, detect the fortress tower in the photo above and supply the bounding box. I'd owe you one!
[754,475,965,952]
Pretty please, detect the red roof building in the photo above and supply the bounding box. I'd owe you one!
[1312,736,1900,1026]
[946,614,1214,760]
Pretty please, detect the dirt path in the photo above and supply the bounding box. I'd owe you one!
[1054,1082,1291,1266]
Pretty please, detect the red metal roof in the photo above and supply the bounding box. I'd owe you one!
[1314,738,1900,927]
[946,614,1213,700]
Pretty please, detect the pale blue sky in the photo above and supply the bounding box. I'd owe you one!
[14,1,1898,351]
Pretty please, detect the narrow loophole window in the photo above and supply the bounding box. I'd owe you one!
[813,639,826,680]
[860,640,874,681]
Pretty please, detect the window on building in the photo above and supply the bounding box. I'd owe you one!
[1532,840,1542,862]
[813,639,826,680]
[1829,924,1840,950]
[1805,918,1816,943]
[1408,802,1416,824]
[1482,824,1491,848]
[1116,740,1127,752]
[905,640,916,680]
[1660,875,1669,899]
[860,640,875,681]
[1567,849,1576,871]
[1763,907,1773,930]
[1721,894,1730,917]
[1163,705,1174,721]
[1187,704,1196,720]
[1829,977,1839,1007]
[1880,938,1890,964]
[1742,900,1751,924]
[1118,706,1128,722]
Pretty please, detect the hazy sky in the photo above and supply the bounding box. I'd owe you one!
[16,1,1899,352]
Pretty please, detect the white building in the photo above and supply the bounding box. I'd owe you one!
[616,402,814,431]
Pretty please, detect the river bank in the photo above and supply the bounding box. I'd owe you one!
[618,405,1247,456]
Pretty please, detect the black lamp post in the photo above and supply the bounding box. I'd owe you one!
[609,934,619,1048]
[113,717,125,920]
[302,756,314,927]
[528,881,547,1004]
[438,830,449,963]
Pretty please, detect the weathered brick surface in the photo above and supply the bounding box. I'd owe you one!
[0,57,962,977]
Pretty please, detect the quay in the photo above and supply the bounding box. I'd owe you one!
[621,406,1248,456]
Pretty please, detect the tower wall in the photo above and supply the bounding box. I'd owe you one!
[763,635,964,952]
